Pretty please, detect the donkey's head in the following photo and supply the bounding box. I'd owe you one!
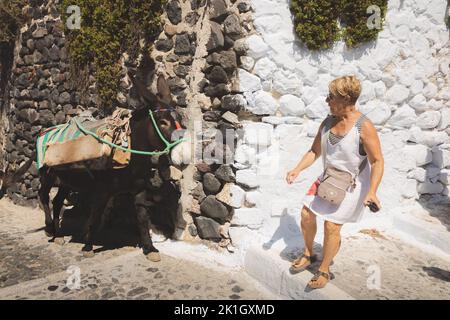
[130,73,184,157]
[0,156,35,200]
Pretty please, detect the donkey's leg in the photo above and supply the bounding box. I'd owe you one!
[135,190,160,262]
[81,193,109,258]
[38,169,56,237]
[52,186,70,245]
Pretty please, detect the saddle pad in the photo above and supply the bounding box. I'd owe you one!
[36,115,131,170]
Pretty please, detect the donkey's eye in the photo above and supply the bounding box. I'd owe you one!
[158,119,171,128]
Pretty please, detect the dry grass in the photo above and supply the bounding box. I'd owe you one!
[358,228,388,240]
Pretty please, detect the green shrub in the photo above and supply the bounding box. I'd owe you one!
[61,0,166,109]
[0,0,29,45]
[290,0,388,50]
[341,0,388,47]
[290,0,341,50]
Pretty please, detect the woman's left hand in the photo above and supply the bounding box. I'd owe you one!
[364,193,381,211]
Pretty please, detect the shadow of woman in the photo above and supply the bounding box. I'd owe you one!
[261,209,323,264]
[422,266,450,282]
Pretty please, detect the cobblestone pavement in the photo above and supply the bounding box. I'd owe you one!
[0,200,276,300]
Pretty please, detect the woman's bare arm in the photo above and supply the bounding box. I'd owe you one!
[360,120,384,206]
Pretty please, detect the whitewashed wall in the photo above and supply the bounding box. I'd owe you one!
[230,0,450,248]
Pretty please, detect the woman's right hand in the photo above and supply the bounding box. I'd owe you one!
[286,169,300,185]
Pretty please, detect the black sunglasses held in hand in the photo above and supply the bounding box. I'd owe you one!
[366,201,380,212]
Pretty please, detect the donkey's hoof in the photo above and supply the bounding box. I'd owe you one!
[82,250,95,258]
[44,227,54,238]
[146,252,161,262]
[54,237,65,246]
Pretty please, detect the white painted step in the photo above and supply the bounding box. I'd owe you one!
[244,245,354,300]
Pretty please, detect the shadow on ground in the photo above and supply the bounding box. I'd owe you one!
[417,195,450,231]
[47,179,181,253]
[261,210,324,266]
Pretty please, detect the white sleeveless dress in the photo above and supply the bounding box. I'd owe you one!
[302,115,371,224]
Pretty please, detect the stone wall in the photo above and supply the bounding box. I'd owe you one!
[228,0,450,248]
[149,0,255,247]
[4,7,74,206]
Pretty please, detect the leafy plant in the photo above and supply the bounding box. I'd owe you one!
[340,0,388,47]
[290,0,388,50]
[61,0,166,109]
[290,0,341,50]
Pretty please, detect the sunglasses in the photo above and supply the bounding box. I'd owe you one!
[326,93,335,101]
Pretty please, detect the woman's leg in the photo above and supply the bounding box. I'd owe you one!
[292,206,317,268]
[301,206,317,257]
[309,220,342,288]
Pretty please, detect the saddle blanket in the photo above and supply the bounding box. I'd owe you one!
[36,108,132,170]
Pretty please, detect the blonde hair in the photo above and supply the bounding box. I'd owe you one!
[329,75,362,104]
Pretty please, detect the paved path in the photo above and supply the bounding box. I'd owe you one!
[0,200,276,300]
[2,199,450,300]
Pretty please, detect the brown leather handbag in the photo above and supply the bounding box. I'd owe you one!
[316,116,367,205]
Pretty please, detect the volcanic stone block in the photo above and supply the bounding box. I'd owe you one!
[207,65,228,84]
[215,165,235,182]
[18,108,39,124]
[188,224,198,237]
[237,2,252,13]
[39,109,56,126]
[191,0,206,10]
[174,33,191,55]
[200,195,230,222]
[206,51,237,72]
[221,94,245,112]
[203,173,221,194]
[224,14,242,39]
[206,21,224,52]
[210,0,228,22]
[174,65,190,78]
[193,216,221,240]
[203,110,221,122]
[196,163,212,173]
[204,83,230,98]
[155,38,174,52]
[192,182,206,202]
[166,0,182,25]
[185,12,199,26]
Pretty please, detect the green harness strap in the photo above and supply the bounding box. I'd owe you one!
[73,109,185,156]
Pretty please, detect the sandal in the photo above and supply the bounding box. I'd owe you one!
[289,254,317,274]
[308,270,333,289]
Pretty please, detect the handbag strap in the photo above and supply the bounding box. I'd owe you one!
[321,115,369,180]
[321,115,334,172]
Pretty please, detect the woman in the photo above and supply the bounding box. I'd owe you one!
[285,75,384,289]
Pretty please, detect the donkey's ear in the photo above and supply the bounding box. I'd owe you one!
[129,72,159,107]
[156,75,174,107]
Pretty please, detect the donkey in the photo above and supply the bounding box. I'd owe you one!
[38,75,184,262]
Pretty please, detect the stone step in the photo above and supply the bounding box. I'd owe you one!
[244,227,450,300]
[244,245,354,300]
[393,203,450,258]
